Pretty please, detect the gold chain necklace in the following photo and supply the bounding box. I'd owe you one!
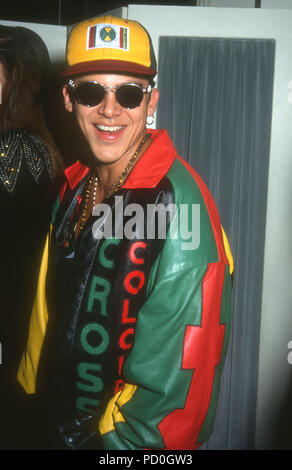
[104,132,150,199]
[78,173,99,231]
[78,132,150,232]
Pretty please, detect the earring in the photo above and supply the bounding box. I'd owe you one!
[147,115,154,126]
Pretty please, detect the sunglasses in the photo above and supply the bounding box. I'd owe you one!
[67,79,152,109]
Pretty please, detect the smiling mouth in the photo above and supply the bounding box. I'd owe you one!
[94,124,125,133]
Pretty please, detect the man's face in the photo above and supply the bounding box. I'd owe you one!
[63,73,159,168]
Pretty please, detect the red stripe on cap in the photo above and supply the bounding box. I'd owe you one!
[88,26,96,49]
[62,59,157,77]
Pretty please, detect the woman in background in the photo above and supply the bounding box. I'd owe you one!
[0,25,63,449]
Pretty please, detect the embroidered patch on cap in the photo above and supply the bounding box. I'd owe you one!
[87,23,129,51]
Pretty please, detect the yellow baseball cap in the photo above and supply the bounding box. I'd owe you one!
[62,16,157,78]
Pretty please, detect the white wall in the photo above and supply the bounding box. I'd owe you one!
[68,7,128,34]
[199,0,255,7]
[125,5,292,449]
[262,0,292,8]
[0,19,67,64]
[101,7,128,17]
[198,0,292,8]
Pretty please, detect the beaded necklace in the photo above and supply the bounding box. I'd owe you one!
[78,173,99,231]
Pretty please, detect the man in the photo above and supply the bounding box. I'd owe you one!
[17,15,233,450]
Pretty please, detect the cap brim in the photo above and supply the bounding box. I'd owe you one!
[62,59,157,78]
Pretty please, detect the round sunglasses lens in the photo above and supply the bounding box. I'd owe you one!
[76,82,105,106]
[116,85,144,109]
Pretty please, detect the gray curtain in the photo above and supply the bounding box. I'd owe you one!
[157,37,275,450]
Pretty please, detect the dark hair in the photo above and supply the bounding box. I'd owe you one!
[0,25,63,175]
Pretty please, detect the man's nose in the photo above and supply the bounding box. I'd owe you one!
[97,90,122,118]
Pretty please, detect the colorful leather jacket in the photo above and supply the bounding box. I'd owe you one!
[18,129,233,450]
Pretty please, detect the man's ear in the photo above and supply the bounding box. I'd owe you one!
[63,85,73,112]
[147,88,159,117]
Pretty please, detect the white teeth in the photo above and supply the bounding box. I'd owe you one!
[95,124,123,132]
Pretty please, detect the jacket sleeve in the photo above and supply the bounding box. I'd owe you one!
[17,187,64,393]
[98,224,233,450]
[17,228,51,394]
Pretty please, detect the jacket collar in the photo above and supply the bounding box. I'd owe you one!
[64,129,177,190]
